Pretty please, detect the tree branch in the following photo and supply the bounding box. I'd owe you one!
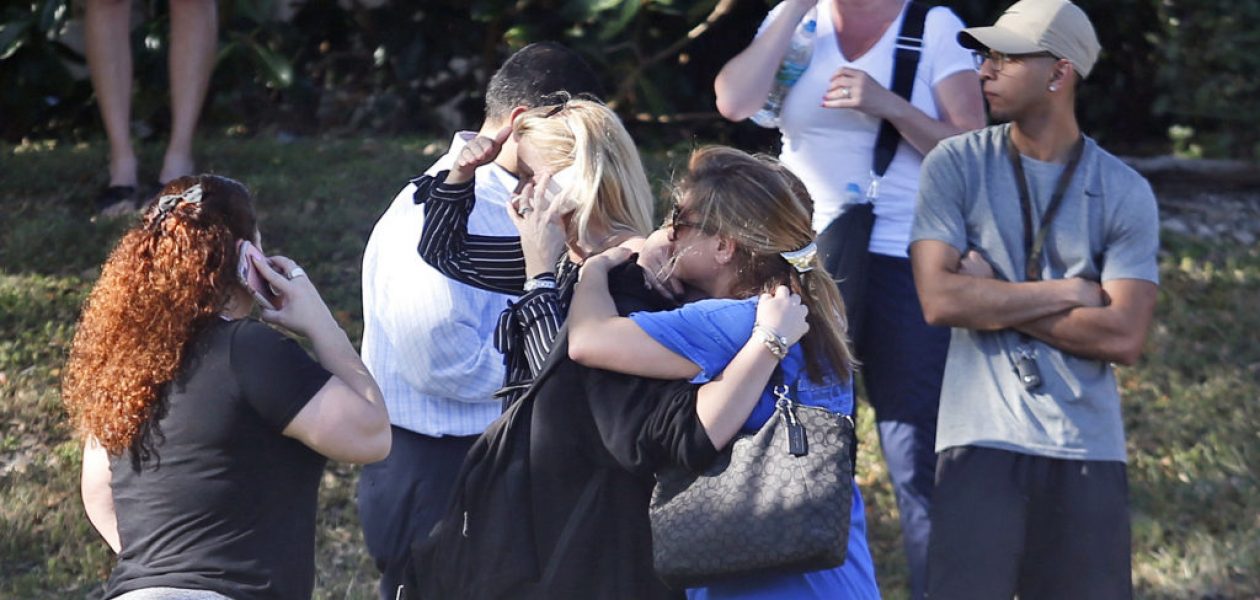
[608,0,738,110]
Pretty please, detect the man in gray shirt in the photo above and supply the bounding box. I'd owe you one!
[910,0,1159,598]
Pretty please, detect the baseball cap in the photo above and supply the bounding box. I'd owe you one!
[958,0,1101,78]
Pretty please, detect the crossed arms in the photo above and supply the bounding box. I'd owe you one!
[910,241,1157,365]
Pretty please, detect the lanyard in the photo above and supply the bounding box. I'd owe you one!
[1006,130,1085,282]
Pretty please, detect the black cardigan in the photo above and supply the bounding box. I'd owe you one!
[413,265,719,599]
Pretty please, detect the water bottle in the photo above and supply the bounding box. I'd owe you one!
[843,182,864,206]
[751,11,818,129]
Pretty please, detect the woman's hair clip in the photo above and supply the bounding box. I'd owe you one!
[780,241,817,273]
[154,183,204,219]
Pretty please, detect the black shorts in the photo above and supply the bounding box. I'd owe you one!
[927,446,1132,600]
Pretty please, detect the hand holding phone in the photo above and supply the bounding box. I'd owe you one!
[542,167,578,213]
[247,253,344,345]
[236,240,280,310]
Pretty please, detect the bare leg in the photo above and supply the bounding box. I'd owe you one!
[160,0,218,184]
[85,0,137,188]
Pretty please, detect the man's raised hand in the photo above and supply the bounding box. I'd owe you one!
[447,125,513,185]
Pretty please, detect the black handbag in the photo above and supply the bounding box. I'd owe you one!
[817,1,928,344]
[818,203,875,342]
[648,377,856,588]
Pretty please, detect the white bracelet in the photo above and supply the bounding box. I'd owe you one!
[523,275,557,293]
[753,323,789,360]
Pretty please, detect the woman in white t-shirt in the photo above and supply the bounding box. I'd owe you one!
[715,2,984,599]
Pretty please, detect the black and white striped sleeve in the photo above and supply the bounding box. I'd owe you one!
[510,287,565,375]
[414,171,528,295]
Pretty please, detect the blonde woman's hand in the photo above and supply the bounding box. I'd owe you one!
[637,228,684,301]
[508,173,571,279]
[447,125,513,185]
[253,255,340,339]
[581,245,635,278]
[616,236,647,254]
[756,285,810,346]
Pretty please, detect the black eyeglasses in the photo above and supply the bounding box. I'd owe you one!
[971,49,1056,72]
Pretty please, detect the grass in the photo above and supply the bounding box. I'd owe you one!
[2,136,1258,599]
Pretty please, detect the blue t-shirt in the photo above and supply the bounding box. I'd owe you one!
[630,297,853,431]
[629,297,880,599]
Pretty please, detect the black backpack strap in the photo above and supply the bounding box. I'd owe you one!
[872,1,929,178]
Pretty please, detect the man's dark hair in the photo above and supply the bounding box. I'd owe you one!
[484,42,603,121]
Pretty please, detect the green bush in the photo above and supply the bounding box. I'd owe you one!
[1152,0,1260,158]
[1,0,1258,158]
[0,0,90,141]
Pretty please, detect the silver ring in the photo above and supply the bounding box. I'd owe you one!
[287,267,307,280]
[517,206,534,217]
[841,87,852,99]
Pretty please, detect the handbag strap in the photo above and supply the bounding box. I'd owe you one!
[871,1,929,180]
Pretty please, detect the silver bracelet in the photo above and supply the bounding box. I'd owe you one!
[523,275,557,293]
[752,323,789,360]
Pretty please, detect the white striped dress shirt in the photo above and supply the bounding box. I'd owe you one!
[360,132,517,436]
[414,173,576,407]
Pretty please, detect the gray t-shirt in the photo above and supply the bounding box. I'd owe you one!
[912,124,1159,462]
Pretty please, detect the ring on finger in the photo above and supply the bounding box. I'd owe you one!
[840,86,852,99]
[288,267,307,280]
[517,206,534,216]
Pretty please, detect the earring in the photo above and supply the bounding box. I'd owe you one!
[1049,84,1058,92]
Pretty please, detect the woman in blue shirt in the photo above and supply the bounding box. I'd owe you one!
[569,146,881,599]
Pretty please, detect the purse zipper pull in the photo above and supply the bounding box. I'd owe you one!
[775,385,808,456]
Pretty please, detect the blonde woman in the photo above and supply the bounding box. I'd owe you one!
[414,98,655,404]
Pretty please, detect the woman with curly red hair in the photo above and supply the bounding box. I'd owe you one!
[63,174,391,600]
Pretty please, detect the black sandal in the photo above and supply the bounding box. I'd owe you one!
[94,185,139,218]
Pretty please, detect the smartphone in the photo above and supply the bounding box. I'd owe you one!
[544,167,577,212]
[235,240,279,310]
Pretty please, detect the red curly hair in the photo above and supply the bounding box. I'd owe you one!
[63,175,258,459]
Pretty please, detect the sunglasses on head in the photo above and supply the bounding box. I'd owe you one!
[536,91,603,119]
[667,201,713,240]
[541,103,566,119]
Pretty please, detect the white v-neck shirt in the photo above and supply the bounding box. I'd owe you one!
[757,0,974,256]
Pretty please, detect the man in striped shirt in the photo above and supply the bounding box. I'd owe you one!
[356,43,602,600]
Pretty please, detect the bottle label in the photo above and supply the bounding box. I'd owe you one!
[776,62,808,86]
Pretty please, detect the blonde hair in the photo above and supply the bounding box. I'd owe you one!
[678,146,855,383]
[513,99,655,252]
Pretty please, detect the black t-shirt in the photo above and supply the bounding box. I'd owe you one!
[105,319,333,600]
